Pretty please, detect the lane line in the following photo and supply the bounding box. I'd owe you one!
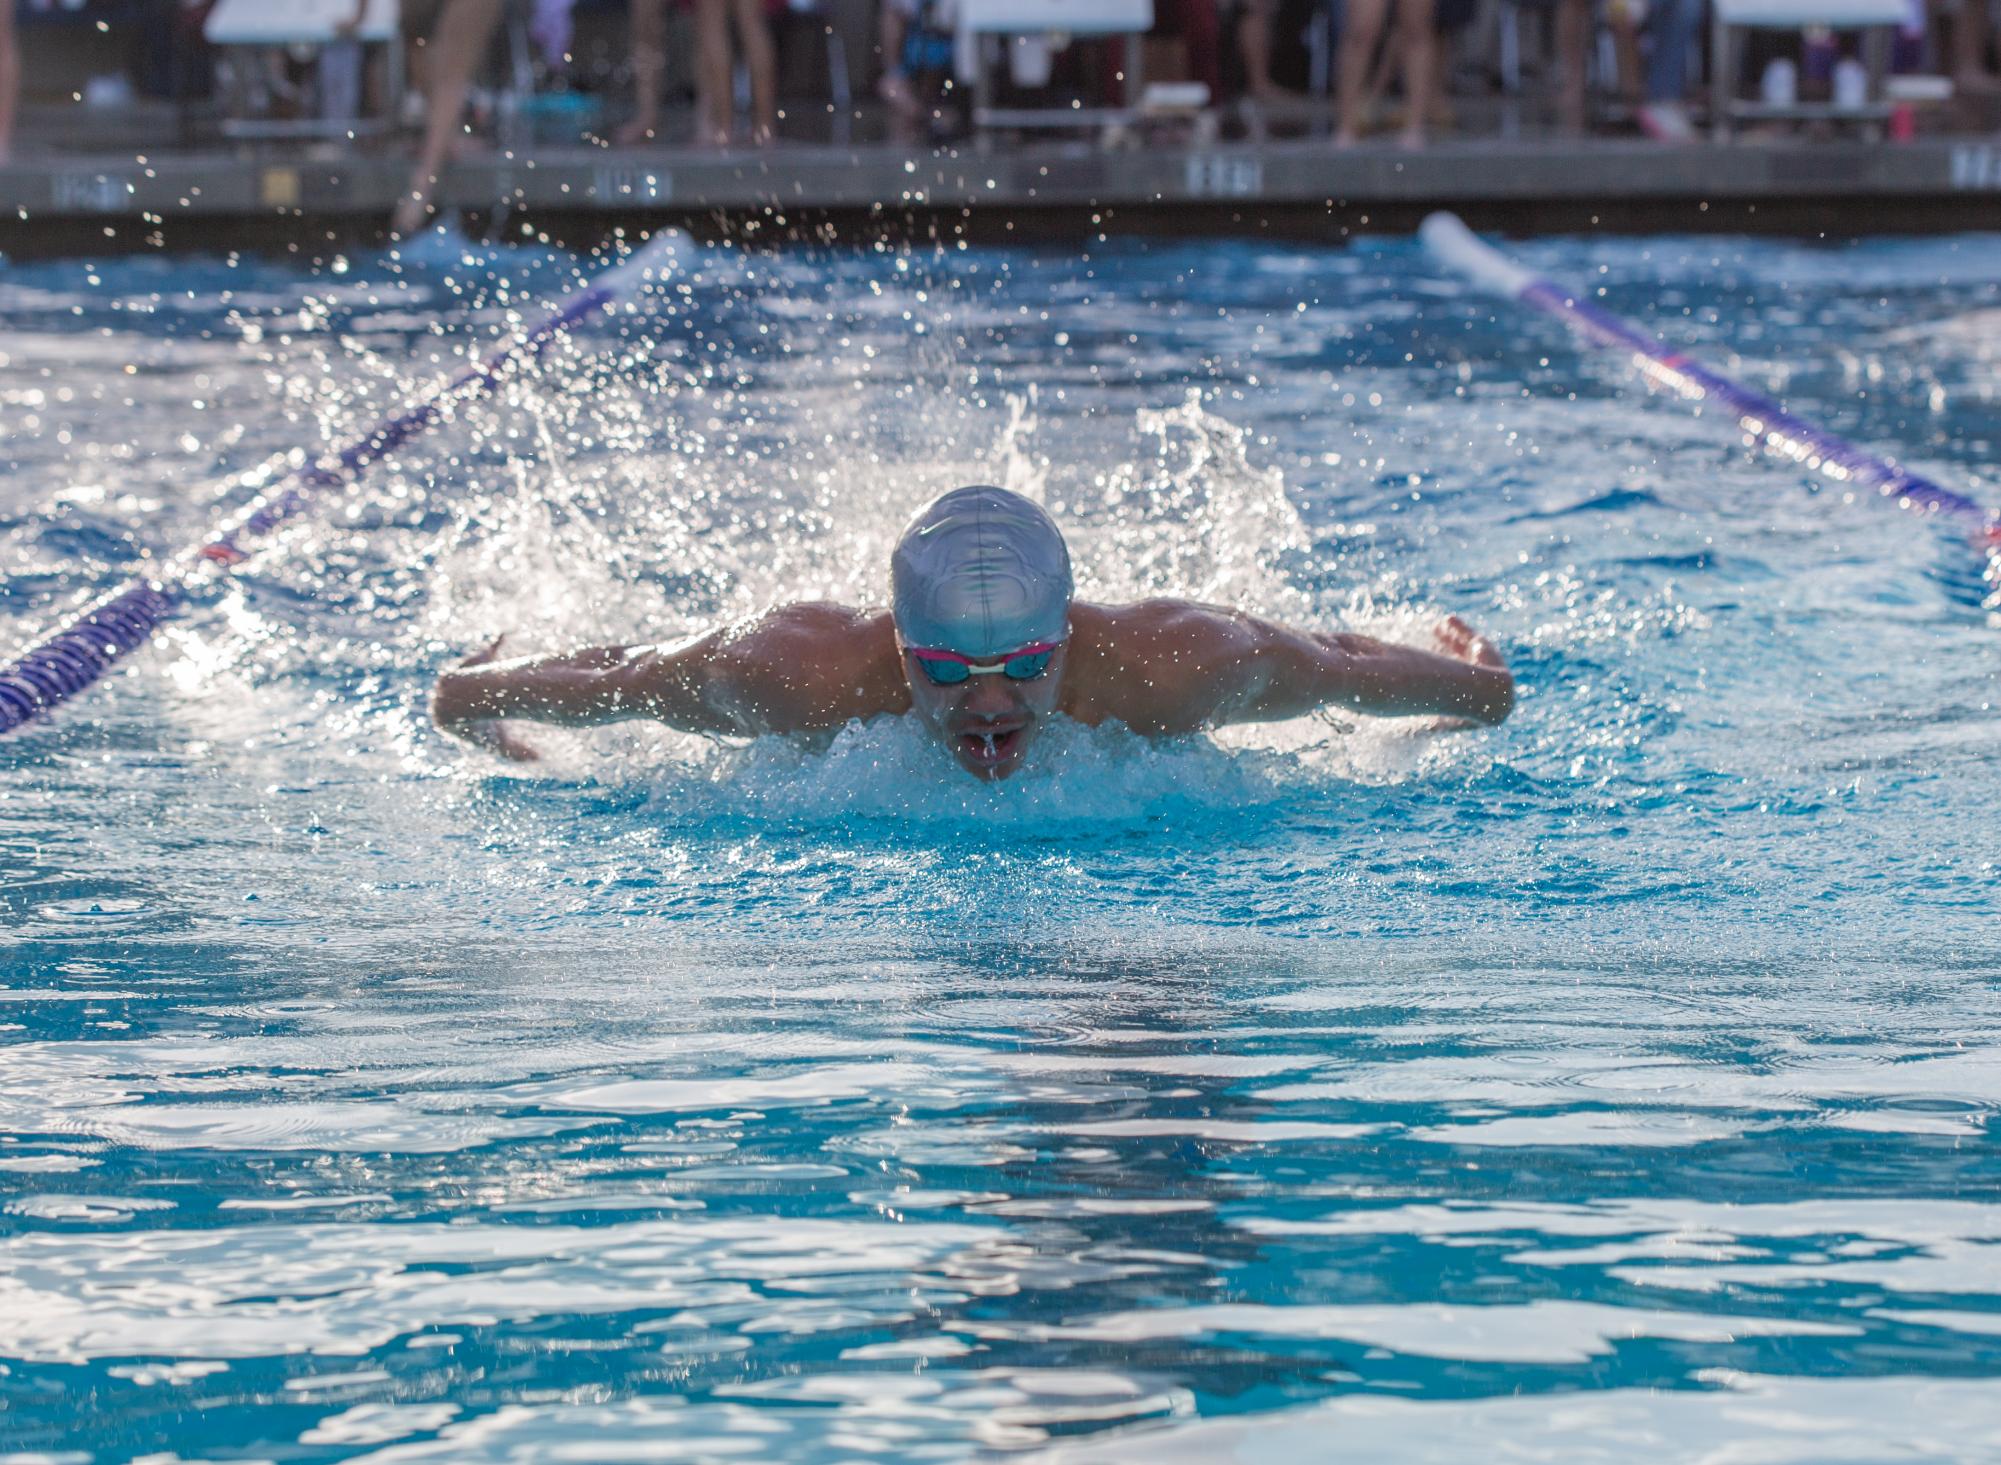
[1420,212,1999,557]
[0,232,691,737]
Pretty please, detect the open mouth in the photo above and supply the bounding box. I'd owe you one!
[957,725,1024,770]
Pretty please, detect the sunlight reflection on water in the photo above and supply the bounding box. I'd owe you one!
[1,230,1999,1461]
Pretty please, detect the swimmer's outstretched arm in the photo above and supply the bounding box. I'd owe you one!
[1105,605,1514,732]
[1265,614,1513,726]
[431,606,901,760]
[430,634,737,761]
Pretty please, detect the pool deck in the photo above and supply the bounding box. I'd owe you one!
[7,133,2001,252]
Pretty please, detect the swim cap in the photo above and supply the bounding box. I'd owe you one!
[890,486,1073,657]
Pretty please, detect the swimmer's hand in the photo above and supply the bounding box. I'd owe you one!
[433,636,542,762]
[1422,615,1512,731]
[1433,614,1505,672]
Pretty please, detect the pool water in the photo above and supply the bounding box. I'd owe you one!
[2,229,1999,1462]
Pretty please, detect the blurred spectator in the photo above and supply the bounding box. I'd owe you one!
[1507,0,1665,135]
[877,0,961,143]
[1367,0,1474,132]
[205,0,378,128]
[619,0,670,141]
[529,0,578,63]
[1941,0,1999,92]
[1549,0,1591,131]
[1229,0,1283,101]
[1559,0,1700,139]
[394,0,503,236]
[689,0,779,146]
[1150,0,1224,99]
[0,0,16,163]
[1555,0,1640,133]
[322,0,370,124]
[1096,0,1222,111]
[1264,0,1322,90]
[1338,0,1437,145]
[1634,0,1700,140]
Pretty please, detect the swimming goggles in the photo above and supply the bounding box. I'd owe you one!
[905,640,1062,686]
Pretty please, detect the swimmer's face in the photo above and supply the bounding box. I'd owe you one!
[900,638,1068,781]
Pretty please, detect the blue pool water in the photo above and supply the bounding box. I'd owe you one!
[2,229,1999,1462]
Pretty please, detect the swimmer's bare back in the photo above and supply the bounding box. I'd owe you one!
[431,599,1514,761]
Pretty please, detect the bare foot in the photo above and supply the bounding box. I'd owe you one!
[1332,126,1361,147]
[390,188,433,239]
[614,115,661,145]
[1397,124,1427,149]
[1637,100,1697,143]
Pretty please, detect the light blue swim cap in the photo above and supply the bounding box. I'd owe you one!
[890,486,1073,657]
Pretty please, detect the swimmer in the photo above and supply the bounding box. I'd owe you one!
[432,485,1514,780]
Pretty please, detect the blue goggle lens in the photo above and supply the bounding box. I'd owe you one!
[914,649,1056,687]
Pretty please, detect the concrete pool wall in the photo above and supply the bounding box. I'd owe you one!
[6,135,2001,254]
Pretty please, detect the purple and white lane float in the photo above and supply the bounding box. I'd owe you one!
[1421,211,2001,563]
[0,230,691,737]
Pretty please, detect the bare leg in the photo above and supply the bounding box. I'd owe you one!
[1397,0,1437,146]
[1337,0,1391,142]
[729,0,778,144]
[1556,0,1589,132]
[1609,11,1644,107]
[877,4,923,141]
[0,0,17,165]
[1366,11,1402,111]
[393,0,503,236]
[692,0,733,145]
[1953,0,2000,90]
[616,0,668,142]
[1367,8,1449,129]
[1239,0,1281,98]
[1429,23,1452,125]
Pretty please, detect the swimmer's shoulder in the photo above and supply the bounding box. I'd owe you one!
[1063,599,1257,732]
[720,601,894,653]
[690,602,909,733]
[736,600,908,728]
[1068,598,1257,665]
